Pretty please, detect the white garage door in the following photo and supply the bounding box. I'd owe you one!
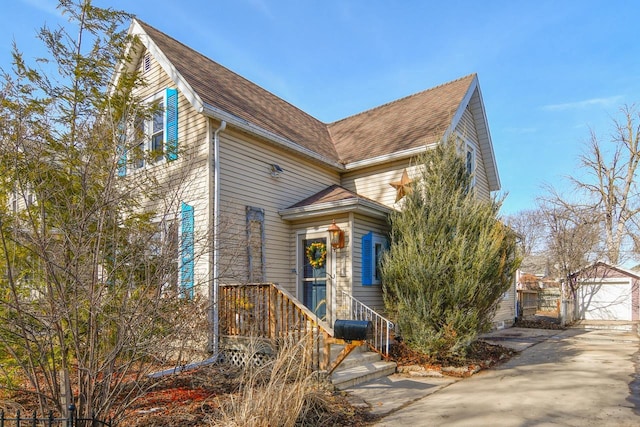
[578,280,632,321]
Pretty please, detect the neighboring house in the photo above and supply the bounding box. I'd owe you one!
[117,19,509,352]
[573,262,640,321]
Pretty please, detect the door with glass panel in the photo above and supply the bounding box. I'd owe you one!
[300,236,328,320]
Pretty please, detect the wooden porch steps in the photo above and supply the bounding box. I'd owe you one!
[329,345,397,390]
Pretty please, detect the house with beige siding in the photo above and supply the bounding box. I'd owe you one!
[118,19,513,362]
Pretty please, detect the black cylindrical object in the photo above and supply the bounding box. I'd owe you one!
[334,319,373,341]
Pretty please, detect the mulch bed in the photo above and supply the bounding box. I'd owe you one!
[387,313,566,378]
[123,364,375,426]
[5,316,567,426]
[514,314,565,330]
[388,339,518,377]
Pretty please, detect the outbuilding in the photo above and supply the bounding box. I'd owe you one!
[574,262,640,321]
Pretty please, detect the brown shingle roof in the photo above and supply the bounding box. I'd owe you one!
[280,184,392,219]
[328,75,475,163]
[137,20,339,162]
[136,20,477,167]
[288,184,370,209]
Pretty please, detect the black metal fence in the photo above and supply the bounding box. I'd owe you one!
[0,405,111,427]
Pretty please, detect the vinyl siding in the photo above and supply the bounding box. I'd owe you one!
[455,106,490,201]
[341,160,419,208]
[493,285,516,328]
[216,127,341,292]
[341,116,493,208]
[351,213,389,313]
[130,48,502,327]
[131,50,210,297]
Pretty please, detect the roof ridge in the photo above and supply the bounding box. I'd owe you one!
[329,73,476,126]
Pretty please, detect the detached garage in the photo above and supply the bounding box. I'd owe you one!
[575,262,640,321]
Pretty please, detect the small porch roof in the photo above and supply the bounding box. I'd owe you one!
[279,185,392,221]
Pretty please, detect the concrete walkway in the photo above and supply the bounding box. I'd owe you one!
[345,327,640,426]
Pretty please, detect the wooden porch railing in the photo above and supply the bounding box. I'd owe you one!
[219,283,396,374]
[219,283,333,369]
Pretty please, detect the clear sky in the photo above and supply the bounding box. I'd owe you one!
[3,0,639,217]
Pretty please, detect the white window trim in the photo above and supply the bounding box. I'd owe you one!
[466,143,476,189]
[129,91,167,174]
[370,232,388,286]
[149,214,181,296]
[454,133,477,189]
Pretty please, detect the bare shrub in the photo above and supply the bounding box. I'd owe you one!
[211,335,328,427]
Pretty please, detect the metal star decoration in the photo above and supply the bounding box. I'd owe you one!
[390,169,413,202]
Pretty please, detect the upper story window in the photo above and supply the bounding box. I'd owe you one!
[131,95,165,172]
[151,101,164,162]
[466,144,476,189]
[118,88,178,177]
[455,134,476,190]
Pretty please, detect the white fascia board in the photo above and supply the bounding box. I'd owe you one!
[127,20,205,115]
[578,277,632,285]
[448,75,500,191]
[446,76,477,141]
[472,84,501,191]
[202,103,345,171]
[108,22,141,97]
[580,261,640,280]
[279,199,392,221]
[343,144,438,171]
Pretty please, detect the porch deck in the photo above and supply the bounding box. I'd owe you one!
[218,283,396,384]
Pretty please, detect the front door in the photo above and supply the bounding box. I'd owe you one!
[300,236,328,320]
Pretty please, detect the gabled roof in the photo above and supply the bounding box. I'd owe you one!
[329,75,474,164]
[573,261,640,280]
[128,20,500,189]
[279,185,392,220]
[134,20,340,166]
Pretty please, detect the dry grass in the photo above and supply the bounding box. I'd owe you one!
[3,334,376,426]
[211,335,325,427]
[119,334,375,426]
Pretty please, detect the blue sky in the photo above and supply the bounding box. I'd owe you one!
[3,0,639,216]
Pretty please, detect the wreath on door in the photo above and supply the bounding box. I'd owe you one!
[306,242,327,269]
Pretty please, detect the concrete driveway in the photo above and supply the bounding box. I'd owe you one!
[371,328,639,426]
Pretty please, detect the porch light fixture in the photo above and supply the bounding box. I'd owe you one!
[270,163,284,177]
[328,220,345,250]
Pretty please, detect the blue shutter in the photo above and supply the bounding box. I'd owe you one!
[362,232,373,286]
[180,202,194,298]
[117,122,127,176]
[165,88,178,161]
[117,148,127,177]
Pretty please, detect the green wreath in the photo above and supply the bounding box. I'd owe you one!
[306,242,327,269]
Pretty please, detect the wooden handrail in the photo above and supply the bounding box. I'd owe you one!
[219,283,332,338]
[220,283,380,372]
[219,283,337,370]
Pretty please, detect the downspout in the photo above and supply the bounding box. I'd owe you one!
[212,120,226,357]
[515,269,521,322]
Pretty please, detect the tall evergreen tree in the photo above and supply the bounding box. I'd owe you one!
[381,141,519,357]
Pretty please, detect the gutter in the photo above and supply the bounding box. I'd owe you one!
[201,103,345,171]
[343,144,437,171]
[211,120,226,357]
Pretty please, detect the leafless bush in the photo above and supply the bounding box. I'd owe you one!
[211,334,330,427]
